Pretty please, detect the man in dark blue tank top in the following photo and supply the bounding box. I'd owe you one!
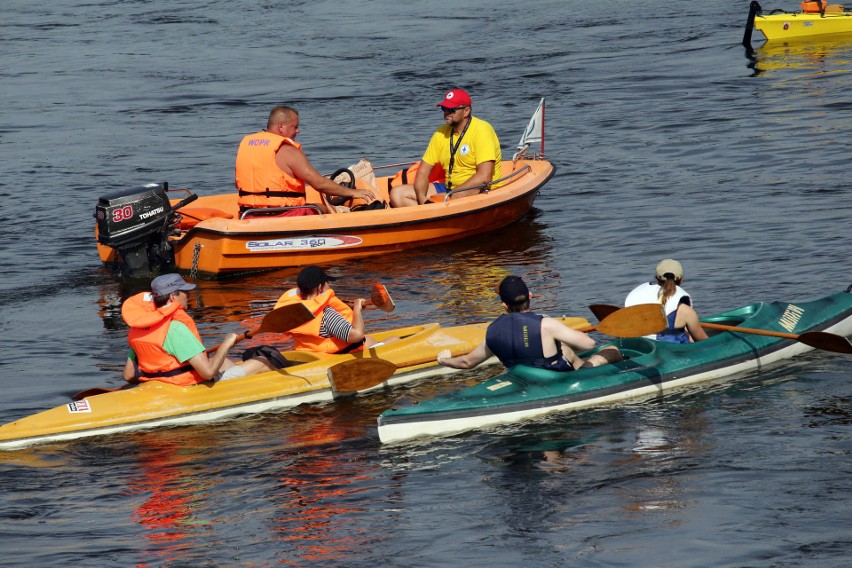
[438,276,622,372]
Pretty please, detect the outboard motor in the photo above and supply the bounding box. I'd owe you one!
[94,182,197,277]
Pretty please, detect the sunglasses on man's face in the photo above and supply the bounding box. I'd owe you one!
[441,106,465,114]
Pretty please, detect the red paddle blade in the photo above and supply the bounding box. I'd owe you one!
[370,283,395,313]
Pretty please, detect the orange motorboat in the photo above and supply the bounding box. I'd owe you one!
[95,100,554,278]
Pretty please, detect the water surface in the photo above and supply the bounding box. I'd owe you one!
[1,0,850,566]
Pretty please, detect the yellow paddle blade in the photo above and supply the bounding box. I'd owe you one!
[555,316,593,331]
[594,303,667,338]
[327,358,398,396]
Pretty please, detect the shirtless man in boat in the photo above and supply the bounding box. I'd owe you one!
[437,275,622,371]
[389,88,502,207]
[236,106,377,215]
[122,274,276,386]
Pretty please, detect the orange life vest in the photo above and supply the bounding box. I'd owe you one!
[388,161,446,189]
[235,131,307,209]
[274,287,362,353]
[122,292,206,386]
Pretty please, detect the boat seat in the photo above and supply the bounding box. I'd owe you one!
[178,207,234,229]
[239,204,323,219]
[613,338,657,358]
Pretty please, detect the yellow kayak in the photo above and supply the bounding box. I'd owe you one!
[0,317,590,450]
[745,0,852,42]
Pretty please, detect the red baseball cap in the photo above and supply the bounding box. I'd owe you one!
[437,88,472,108]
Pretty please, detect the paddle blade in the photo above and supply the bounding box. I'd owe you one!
[255,303,314,335]
[797,331,852,354]
[370,283,395,313]
[589,303,620,321]
[328,358,398,396]
[555,316,594,332]
[70,386,126,401]
[594,303,667,338]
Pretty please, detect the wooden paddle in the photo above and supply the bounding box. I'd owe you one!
[325,305,670,396]
[589,303,852,354]
[327,358,399,397]
[701,322,852,353]
[370,283,395,312]
[329,345,483,397]
[70,303,315,401]
[344,283,395,312]
[585,303,667,338]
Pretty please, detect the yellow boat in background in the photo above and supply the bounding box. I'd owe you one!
[744,0,852,42]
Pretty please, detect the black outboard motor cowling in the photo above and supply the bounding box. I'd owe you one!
[95,183,196,277]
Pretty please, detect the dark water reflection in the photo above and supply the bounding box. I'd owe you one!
[1,0,851,566]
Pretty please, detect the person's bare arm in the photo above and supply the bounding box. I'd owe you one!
[543,317,597,352]
[452,160,495,193]
[346,299,368,344]
[437,340,493,369]
[123,359,139,384]
[186,333,240,380]
[674,304,709,342]
[412,160,435,205]
[276,145,375,202]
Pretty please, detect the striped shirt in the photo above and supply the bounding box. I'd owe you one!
[319,307,352,341]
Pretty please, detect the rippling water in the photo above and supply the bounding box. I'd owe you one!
[1,0,850,566]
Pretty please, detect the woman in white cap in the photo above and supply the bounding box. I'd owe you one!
[624,259,708,343]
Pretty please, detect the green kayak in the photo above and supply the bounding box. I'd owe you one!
[378,288,852,444]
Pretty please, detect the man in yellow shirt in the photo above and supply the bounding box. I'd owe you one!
[390,89,502,207]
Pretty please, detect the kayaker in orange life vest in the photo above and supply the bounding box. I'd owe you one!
[274,266,395,354]
[122,274,276,386]
[235,106,377,215]
[437,275,622,372]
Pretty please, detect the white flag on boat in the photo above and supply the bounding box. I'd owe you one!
[515,98,544,159]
